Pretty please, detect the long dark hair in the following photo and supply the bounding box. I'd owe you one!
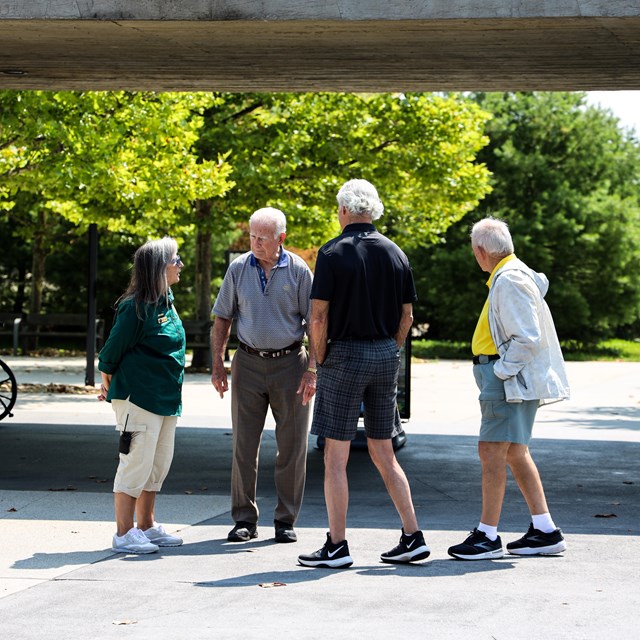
[118,237,177,316]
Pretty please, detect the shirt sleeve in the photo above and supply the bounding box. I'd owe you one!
[310,250,334,301]
[403,263,418,303]
[212,263,238,320]
[98,302,142,375]
[296,260,314,327]
[491,272,542,380]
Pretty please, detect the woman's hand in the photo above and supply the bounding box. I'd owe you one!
[98,373,112,401]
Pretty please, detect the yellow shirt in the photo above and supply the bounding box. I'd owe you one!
[471,254,516,356]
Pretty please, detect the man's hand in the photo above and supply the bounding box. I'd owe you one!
[211,357,229,399]
[297,370,317,406]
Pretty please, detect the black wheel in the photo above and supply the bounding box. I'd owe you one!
[0,358,17,420]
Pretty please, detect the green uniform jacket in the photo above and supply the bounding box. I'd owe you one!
[98,291,186,416]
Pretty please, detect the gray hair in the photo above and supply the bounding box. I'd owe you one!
[336,179,384,221]
[249,207,286,238]
[471,217,514,258]
[120,236,178,314]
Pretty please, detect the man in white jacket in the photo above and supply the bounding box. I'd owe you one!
[448,217,570,560]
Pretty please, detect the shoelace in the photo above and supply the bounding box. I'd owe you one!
[131,528,151,543]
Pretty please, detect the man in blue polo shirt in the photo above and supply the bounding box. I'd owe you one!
[211,207,317,544]
[298,179,430,568]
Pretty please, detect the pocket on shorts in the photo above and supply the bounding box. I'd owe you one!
[113,398,148,433]
[480,399,507,421]
[115,409,148,433]
[116,424,147,436]
[121,421,147,433]
[474,364,506,402]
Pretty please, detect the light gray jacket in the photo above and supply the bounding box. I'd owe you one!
[489,258,570,404]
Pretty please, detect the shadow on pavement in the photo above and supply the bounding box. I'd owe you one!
[1,423,638,536]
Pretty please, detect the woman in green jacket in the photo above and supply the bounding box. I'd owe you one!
[98,237,186,554]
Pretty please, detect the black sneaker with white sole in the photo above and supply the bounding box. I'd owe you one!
[298,532,353,568]
[448,528,504,560]
[507,523,567,555]
[381,529,431,564]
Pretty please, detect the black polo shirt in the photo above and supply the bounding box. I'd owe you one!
[311,223,417,340]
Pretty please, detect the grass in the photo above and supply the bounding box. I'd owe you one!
[560,339,640,362]
[3,339,640,362]
[411,340,470,361]
[411,339,640,362]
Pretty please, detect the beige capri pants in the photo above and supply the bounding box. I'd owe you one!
[111,398,178,498]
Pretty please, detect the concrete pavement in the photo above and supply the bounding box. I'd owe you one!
[0,356,638,638]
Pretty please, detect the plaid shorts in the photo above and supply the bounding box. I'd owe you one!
[311,338,401,441]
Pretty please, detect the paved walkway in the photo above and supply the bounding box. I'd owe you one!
[0,356,639,638]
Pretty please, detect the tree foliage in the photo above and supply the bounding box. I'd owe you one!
[1,91,234,233]
[1,91,235,318]
[1,91,492,340]
[197,92,491,251]
[411,92,640,344]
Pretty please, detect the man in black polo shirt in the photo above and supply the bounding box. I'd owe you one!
[298,179,430,569]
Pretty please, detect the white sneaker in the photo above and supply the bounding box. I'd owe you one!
[142,524,183,547]
[112,527,159,554]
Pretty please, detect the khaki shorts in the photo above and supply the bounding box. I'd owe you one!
[111,398,178,498]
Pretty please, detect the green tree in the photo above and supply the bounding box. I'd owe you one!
[1,91,234,321]
[412,92,640,344]
[2,91,493,364]
[197,92,491,250]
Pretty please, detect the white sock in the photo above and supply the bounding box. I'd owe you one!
[477,522,498,541]
[532,513,556,533]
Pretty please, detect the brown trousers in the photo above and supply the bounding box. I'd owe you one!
[230,345,310,525]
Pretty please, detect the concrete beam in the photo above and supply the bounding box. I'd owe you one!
[2,1,639,21]
[1,3,639,91]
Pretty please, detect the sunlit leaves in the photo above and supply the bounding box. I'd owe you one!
[198,91,491,249]
[0,91,235,237]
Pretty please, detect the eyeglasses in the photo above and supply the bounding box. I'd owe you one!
[169,255,183,266]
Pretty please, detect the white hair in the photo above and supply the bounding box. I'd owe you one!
[336,179,384,221]
[471,217,514,257]
[249,207,287,238]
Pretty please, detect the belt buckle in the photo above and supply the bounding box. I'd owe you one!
[258,350,271,358]
[479,355,490,364]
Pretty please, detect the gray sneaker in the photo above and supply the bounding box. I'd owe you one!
[112,527,159,554]
[143,524,183,547]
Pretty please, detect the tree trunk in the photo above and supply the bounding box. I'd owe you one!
[15,265,27,313]
[30,210,47,315]
[190,199,213,370]
[27,209,48,350]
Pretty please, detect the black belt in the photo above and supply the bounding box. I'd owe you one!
[239,341,302,359]
[473,354,500,365]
